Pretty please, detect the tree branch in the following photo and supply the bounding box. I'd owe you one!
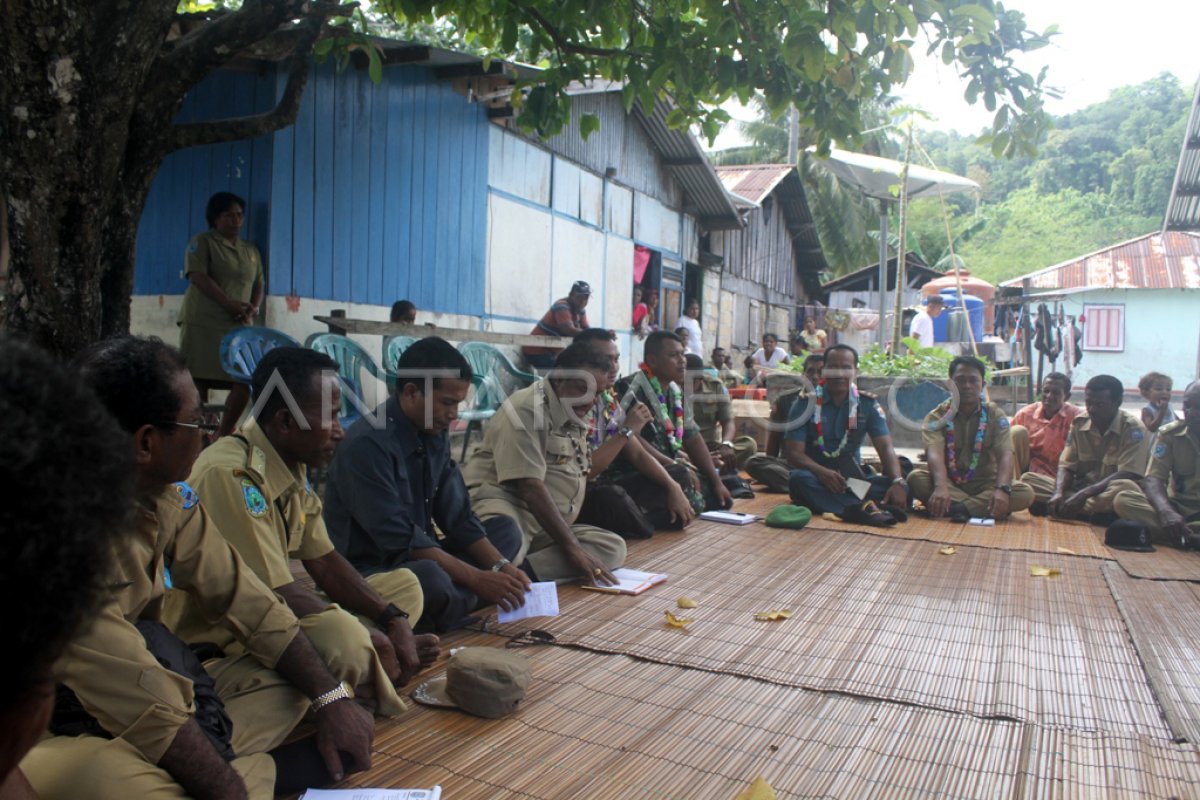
[165,12,325,153]
[510,1,632,58]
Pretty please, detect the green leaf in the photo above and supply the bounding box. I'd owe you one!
[579,113,600,139]
[955,3,997,27]
[367,50,383,84]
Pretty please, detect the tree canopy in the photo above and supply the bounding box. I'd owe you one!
[2,0,1056,354]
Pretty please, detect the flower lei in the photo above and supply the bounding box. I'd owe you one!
[813,381,858,458]
[940,399,987,484]
[587,390,622,449]
[639,364,684,455]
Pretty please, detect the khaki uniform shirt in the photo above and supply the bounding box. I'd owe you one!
[464,380,591,527]
[167,421,333,645]
[1060,409,1150,485]
[56,483,299,763]
[691,374,733,447]
[177,230,263,327]
[1147,420,1200,513]
[921,400,1012,493]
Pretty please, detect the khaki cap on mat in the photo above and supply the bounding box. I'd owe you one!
[411,648,531,718]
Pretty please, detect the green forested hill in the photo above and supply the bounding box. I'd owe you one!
[904,73,1192,284]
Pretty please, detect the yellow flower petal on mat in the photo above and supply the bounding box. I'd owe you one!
[734,777,777,800]
[676,596,698,609]
[939,546,957,555]
[664,610,694,628]
[753,609,793,621]
[1030,565,1063,577]
[1055,547,1076,555]
[821,512,842,522]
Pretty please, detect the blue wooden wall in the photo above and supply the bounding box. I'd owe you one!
[268,62,489,313]
[135,60,490,316]
[135,66,277,295]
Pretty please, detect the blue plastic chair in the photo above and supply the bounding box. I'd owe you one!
[219,326,302,385]
[457,342,539,461]
[305,332,390,428]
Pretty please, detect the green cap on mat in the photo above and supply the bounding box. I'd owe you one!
[765,505,812,529]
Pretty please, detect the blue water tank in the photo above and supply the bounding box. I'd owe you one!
[932,290,985,343]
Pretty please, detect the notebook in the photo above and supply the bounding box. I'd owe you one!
[699,510,760,525]
[581,568,668,595]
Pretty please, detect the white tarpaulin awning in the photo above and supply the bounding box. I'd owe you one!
[812,147,980,199]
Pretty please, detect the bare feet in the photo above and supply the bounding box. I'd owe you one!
[415,634,441,669]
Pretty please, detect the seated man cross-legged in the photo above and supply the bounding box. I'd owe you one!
[785,344,910,526]
[169,347,438,699]
[1021,374,1149,522]
[1010,372,1080,478]
[464,343,627,584]
[909,356,1034,521]
[323,337,531,633]
[24,336,377,800]
[1113,380,1200,547]
[743,353,824,493]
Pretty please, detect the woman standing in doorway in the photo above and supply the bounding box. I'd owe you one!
[177,192,264,437]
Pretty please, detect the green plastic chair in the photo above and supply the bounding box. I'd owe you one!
[382,335,419,392]
[304,332,390,427]
[457,342,538,461]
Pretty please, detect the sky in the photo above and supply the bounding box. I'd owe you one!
[710,0,1200,149]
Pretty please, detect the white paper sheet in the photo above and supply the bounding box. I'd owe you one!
[300,788,441,800]
[845,477,871,500]
[496,581,559,623]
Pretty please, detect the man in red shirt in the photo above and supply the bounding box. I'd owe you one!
[1012,373,1080,478]
[523,281,591,370]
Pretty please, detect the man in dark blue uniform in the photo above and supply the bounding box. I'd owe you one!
[784,345,909,526]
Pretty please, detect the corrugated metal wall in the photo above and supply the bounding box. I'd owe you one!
[542,93,683,212]
[269,62,488,313]
[709,203,796,296]
[134,66,278,295]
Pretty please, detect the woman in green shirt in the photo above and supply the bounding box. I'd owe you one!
[177,192,264,437]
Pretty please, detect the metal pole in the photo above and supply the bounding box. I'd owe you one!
[1021,279,1035,404]
[877,198,889,348]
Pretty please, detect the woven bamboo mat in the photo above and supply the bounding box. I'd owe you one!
[732,492,1113,558]
[492,523,1169,739]
[1093,530,1200,582]
[331,646,1200,799]
[1103,562,1200,743]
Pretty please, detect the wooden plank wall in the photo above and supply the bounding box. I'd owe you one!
[709,202,797,297]
[134,65,278,295]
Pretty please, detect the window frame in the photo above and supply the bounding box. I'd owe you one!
[1081,303,1125,352]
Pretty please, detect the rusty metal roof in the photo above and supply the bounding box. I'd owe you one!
[1163,75,1200,233]
[714,164,794,205]
[999,231,1200,291]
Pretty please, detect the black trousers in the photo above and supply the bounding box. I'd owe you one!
[399,515,523,633]
[578,463,693,539]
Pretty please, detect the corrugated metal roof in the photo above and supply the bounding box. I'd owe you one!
[715,164,794,205]
[1163,75,1200,233]
[999,231,1200,291]
[820,254,937,293]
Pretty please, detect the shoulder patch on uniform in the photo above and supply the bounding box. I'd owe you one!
[241,478,268,518]
[187,240,199,254]
[1131,429,1145,442]
[1153,442,1168,459]
[174,481,199,510]
[998,417,1010,430]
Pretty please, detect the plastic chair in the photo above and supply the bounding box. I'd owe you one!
[382,335,419,392]
[219,326,302,385]
[305,332,390,427]
[457,342,539,461]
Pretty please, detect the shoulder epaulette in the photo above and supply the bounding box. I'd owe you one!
[1160,419,1186,436]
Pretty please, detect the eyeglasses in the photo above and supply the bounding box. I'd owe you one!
[160,419,220,436]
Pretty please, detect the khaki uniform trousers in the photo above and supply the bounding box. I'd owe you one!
[1113,490,1200,544]
[1021,472,1142,515]
[474,497,625,582]
[1011,424,1030,477]
[743,454,791,493]
[908,469,1034,517]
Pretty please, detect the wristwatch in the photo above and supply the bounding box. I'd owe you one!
[721,440,734,449]
[997,484,1013,495]
[891,476,908,487]
[375,602,409,628]
[618,426,634,439]
[491,557,512,572]
[311,681,354,712]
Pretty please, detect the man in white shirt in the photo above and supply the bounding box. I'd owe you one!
[749,332,790,385]
[676,298,703,355]
[909,295,944,347]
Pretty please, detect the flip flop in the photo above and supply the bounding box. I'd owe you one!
[843,501,897,528]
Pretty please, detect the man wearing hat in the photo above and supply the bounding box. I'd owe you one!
[523,280,592,370]
[1021,374,1149,522]
[1113,380,1200,547]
